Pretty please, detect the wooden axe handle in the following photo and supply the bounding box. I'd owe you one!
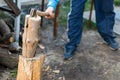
[36,10,55,17]
[36,10,49,16]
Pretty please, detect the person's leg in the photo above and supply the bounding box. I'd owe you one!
[64,0,86,59]
[94,0,119,50]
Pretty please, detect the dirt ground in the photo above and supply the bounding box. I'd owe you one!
[0,24,120,80]
[40,25,120,80]
[0,0,120,79]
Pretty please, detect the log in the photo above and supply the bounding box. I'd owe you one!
[0,48,18,69]
[22,15,41,58]
[0,19,11,36]
[0,19,12,44]
[17,55,45,80]
[17,15,45,80]
[4,0,21,16]
[4,18,14,32]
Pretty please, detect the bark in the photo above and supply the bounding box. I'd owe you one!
[0,19,12,44]
[0,19,11,36]
[16,55,45,80]
[4,0,21,16]
[0,48,18,69]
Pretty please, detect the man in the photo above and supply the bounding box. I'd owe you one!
[45,0,119,60]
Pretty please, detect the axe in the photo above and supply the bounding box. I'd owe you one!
[30,8,54,17]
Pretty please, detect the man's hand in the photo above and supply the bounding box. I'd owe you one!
[45,7,55,19]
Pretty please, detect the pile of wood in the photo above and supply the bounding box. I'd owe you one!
[0,48,18,69]
[0,11,19,69]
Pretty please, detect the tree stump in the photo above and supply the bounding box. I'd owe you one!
[17,55,45,80]
[17,15,45,80]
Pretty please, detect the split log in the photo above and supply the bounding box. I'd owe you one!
[22,15,41,58]
[17,55,45,80]
[0,48,18,69]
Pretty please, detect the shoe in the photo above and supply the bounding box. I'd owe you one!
[64,57,73,61]
[104,38,119,51]
[109,43,119,51]
[64,48,76,61]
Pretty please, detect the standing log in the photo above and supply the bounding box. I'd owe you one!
[17,55,45,80]
[22,15,41,58]
[17,15,45,80]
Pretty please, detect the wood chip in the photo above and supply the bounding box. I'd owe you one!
[53,70,60,74]
[44,66,50,71]
[38,44,45,50]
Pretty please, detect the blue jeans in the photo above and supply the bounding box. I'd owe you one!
[65,0,115,51]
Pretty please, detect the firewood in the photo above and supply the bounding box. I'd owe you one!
[17,15,45,80]
[0,19,11,43]
[0,48,18,69]
[22,15,41,58]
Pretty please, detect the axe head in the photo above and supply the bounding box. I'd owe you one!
[30,8,37,17]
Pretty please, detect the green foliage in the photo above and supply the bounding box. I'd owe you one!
[10,69,17,78]
[85,0,91,11]
[59,1,70,26]
[83,19,96,30]
[59,0,120,29]
[59,0,96,30]
[114,0,120,6]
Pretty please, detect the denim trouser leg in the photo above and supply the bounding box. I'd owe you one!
[65,0,86,52]
[94,0,116,41]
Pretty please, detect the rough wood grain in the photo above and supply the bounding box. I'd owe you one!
[16,55,45,80]
[22,15,41,58]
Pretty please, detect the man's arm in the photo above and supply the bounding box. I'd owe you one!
[47,0,59,11]
[45,0,59,19]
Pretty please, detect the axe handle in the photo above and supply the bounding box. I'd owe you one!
[36,10,49,16]
[36,10,55,17]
